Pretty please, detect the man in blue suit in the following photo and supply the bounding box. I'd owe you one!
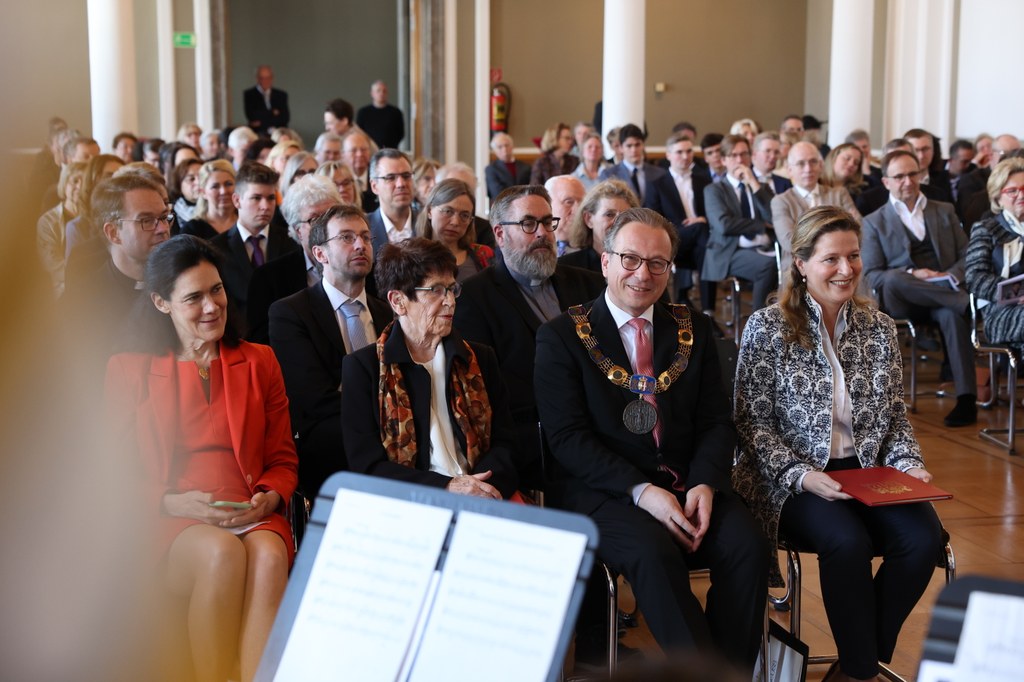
[599,123,666,204]
[366,149,417,258]
[751,132,792,197]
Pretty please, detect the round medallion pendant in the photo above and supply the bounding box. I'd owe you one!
[623,400,657,435]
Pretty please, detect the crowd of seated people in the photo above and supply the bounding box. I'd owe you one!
[26,97,1021,682]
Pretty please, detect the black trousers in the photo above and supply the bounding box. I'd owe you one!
[591,489,769,669]
[779,460,942,679]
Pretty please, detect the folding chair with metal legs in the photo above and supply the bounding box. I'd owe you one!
[969,294,1019,454]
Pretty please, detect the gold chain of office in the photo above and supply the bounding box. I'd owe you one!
[567,303,694,394]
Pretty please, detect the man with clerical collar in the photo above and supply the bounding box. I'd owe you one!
[862,150,976,427]
[455,185,604,485]
[269,203,392,498]
[366,149,416,256]
[771,141,861,272]
[535,207,768,672]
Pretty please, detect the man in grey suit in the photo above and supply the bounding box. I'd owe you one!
[598,123,665,204]
[862,150,976,427]
[772,141,861,272]
[701,134,778,313]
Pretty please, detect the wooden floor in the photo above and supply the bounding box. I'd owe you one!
[605,318,1024,681]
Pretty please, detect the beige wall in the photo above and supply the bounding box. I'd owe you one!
[490,0,809,151]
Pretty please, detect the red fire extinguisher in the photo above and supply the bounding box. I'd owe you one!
[490,82,511,134]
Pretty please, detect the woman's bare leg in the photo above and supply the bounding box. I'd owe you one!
[167,524,247,682]
[238,530,289,682]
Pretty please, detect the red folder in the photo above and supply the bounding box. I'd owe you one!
[828,467,952,506]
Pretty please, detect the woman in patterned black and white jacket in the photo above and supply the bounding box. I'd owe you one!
[732,206,942,682]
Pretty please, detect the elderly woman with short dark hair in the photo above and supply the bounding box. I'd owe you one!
[341,237,521,499]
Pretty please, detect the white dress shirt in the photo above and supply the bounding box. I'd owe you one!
[381,210,413,243]
[236,223,269,262]
[418,343,469,477]
[670,166,696,220]
[321,278,375,354]
[890,192,928,241]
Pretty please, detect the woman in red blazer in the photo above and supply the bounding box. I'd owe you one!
[106,235,297,682]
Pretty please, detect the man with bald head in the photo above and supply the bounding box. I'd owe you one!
[771,141,861,271]
[545,175,586,256]
[486,132,531,200]
[356,80,405,149]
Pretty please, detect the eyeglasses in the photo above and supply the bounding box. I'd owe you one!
[726,151,751,159]
[1001,186,1024,198]
[436,206,474,224]
[324,231,373,246]
[118,212,175,231]
[498,216,560,233]
[885,170,921,182]
[335,178,354,188]
[608,250,671,275]
[791,159,821,168]
[413,282,462,299]
[373,172,413,184]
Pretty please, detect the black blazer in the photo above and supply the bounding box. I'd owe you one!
[453,259,605,422]
[558,247,601,274]
[268,282,392,496]
[246,249,310,344]
[645,167,713,270]
[242,86,290,132]
[485,159,531,200]
[211,224,300,331]
[341,324,520,498]
[535,295,735,515]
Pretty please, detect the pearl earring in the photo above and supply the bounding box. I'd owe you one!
[802,276,807,283]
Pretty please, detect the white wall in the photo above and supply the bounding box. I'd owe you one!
[955,0,1024,139]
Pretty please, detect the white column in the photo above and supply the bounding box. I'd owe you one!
[474,0,490,211]
[443,0,458,164]
[86,0,138,150]
[827,0,873,147]
[156,0,177,141]
[601,0,645,154]
[193,0,214,132]
[883,0,957,144]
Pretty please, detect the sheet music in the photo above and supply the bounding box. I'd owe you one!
[273,489,453,682]
[953,590,1024,681]
[407,512,587,682]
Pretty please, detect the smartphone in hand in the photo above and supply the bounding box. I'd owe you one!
[209,500,253,510]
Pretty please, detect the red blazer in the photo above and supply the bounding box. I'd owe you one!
[106,341,299,516]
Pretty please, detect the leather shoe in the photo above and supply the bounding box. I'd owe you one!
[944,395,978,427]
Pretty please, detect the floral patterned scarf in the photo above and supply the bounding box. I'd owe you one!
[376,322,491,469]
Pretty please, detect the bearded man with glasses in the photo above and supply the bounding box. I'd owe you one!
[455,184,604,486]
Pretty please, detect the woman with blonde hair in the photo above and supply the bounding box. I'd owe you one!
[181,160,237,240]
[821,143,869,200]
[560,179,638,273]
[316,161,362,208]
[529,123,578,185]
[37,161,87,297]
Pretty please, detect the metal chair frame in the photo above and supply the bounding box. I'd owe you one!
[970,294,1019,454]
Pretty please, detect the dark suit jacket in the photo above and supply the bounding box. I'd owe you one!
[599,161,667,203]
[454,260,605,427]
[534,295,735,514]
[645,167,712,270]
[247,249,311,344]
[340,324,520,498]
[485,159,531,200]
[268,283,391,496]
[211,224,301,332]
[923,169,954,204]
[558,247,601,274]
[701,179,774,282]
[760,173,793,196]
[862,198,967,292]
[957,166,991,222]
[366,207,419,261]
[243,86,290,132]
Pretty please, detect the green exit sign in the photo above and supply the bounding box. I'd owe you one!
[173,32,196,48]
